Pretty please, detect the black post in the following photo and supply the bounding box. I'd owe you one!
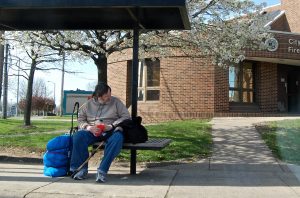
[131,27,139,118]
[130,149,137,175]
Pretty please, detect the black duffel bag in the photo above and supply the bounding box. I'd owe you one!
[117,116,148,144]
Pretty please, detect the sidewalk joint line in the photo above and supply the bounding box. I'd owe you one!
[164,169,179,198]
[23,177,65,198]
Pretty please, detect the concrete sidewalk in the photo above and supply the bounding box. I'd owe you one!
[1,117,300,198]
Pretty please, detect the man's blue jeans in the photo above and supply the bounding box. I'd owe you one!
[70,130,123,173]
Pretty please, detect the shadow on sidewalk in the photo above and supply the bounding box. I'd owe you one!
[0,161,300,187]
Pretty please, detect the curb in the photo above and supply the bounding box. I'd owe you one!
[0,155,43,164]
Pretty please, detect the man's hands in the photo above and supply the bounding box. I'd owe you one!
[87,124,114,137]
[87,125,101,137]
[104,124,113,131]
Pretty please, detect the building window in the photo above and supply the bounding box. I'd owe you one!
[138,58,160,101]
[229,62,255,103]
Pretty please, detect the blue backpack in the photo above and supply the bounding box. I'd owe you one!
[43,102,79,177]
[43,134,72,177]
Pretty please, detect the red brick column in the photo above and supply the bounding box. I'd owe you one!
[257,62,278,112]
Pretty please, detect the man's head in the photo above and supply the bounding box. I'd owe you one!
[93,83,111,103]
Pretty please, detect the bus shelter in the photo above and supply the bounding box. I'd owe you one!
[0,0,190,117]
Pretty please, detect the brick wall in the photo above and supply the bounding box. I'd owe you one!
[265,0,300,33]
[271,14,290,32]
[281,0,300,33]
[140,57,216,123]
[107,61,129,107]
[108,56,292,123]
[256,62,278,112]
[214,65,229,112]
[108,56,216,123]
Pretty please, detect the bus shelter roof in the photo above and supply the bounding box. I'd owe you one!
[0,0,190,30]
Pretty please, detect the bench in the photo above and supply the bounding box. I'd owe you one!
[93,138,172,174]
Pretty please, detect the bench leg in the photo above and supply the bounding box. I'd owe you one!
[130,149,137,175]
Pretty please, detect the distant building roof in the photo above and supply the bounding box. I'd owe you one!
[263,10,285,27]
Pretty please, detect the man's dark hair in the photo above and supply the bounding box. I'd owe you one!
[92,83,111,98]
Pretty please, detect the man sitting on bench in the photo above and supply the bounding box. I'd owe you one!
[70,83,131,183]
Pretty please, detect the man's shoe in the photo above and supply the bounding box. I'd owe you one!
[72,168,88,180]
[96,169,106,183]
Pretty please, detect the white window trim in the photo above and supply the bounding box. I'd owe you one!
[138,59,160,102]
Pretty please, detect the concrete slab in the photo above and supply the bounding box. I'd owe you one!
[164,161,300,198]
[0,162,175,198]
[288,164,300,181]
[31,168,175,198]
[0,163,62,198]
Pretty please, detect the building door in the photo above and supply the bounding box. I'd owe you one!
[277,65,288,112]
[287,70,300,112]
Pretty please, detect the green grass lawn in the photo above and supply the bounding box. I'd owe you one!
[256,119,300,165]
[0,119,71,135]
[119,119,212,162]
[0,118,212,162]
[43,115,72,120]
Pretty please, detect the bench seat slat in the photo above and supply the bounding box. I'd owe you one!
[123,138,172,150]
[93,138,172,150]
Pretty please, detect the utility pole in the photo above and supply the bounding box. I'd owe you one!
[0,31,5,110]
[2,43,9,119]
[16,58,20,116]
[60,51,65,116]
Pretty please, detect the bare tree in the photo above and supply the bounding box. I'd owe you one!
[33,78,47,98]
[17,80,27,101]
[3,31,62,126]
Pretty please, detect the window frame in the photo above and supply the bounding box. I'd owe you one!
[229,61,256,103]
[137,58,160,102]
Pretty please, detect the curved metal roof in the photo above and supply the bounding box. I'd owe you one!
[0,0,190,30]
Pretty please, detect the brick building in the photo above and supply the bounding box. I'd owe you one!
[107,0,300,123]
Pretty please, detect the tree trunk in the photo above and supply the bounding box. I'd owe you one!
[24,61,36,126]
[94,55,107,84]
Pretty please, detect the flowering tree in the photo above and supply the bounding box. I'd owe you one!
[140,0,270,67]
[35,0,270,85]
[36,30,133,83]
[11,0,270,87]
